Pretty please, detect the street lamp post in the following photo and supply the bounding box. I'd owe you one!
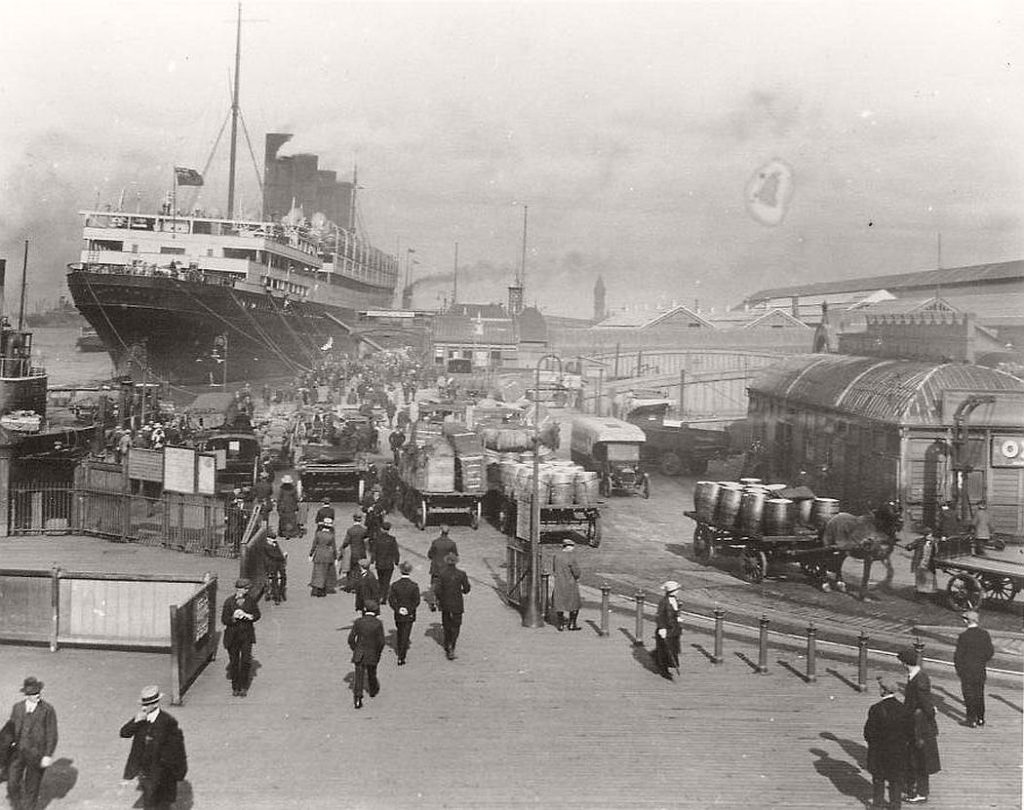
[522,353,562,628]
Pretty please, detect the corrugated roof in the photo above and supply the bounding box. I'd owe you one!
[593,304,714,330]
[749,353,1024,425]
[848,292,1024,324]
[744,259,1024,305]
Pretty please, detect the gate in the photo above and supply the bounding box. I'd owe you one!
[505,537,531,609]
[8,480,234,558]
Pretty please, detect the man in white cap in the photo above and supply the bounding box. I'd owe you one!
[119,685,187,810]
[954,609,994,728]
[5,676,58,810]
[653,580,683,679]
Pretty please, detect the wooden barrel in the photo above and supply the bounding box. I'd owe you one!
[694,481,720,523]
[574,471,599,505]
[550,470,575,506]
[739,477,762,487]
[740,489,767,535]
[714,486,743,529]
[763,498,794,536]
[810,497,840,529]
[796,498,813,526]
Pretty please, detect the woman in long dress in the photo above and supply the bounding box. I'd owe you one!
[308,518,337,597]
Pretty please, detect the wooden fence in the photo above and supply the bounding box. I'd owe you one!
[0,568,218,704]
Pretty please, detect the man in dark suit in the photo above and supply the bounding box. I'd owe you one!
[119,685,187,810]
[433,553,471,660]
[361,488,387,541]
[371,520,401,604]
[954,610,995,728]
[898,647,941,804]
[353,558,381,614]
[221,578,261,697]
[314,497,335,527]
[863,675,911,809]
[348,601,385,709]
[426,525,458,611]
[5,676,58,810]
[340,513,368,592]
[388,561,421,665]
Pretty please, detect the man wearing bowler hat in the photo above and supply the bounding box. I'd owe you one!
[221,578,261,697]
[348,601,385,709]
[388,560,421,665]
[863,675,910,809]
[954,609,994,728]
[898,647,941,803]
[119,685,187,810]
[5,676,58,810]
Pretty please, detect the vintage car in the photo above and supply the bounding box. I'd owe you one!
[569,416,650,498]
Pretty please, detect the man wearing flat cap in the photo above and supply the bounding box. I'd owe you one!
[863,676,910,809]
[119,685,187,810]
[954,610,994,728]
[898,647,941,803]
[5,676,58,810]
[653,581,683,679]
[221,578,261,697]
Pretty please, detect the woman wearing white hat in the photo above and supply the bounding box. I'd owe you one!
[653,580,683,679]
[276,475,301,538]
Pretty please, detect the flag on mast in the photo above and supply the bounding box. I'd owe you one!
[174,167,204,187]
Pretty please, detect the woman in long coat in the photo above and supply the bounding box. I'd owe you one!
[550,538,582,631]
[276,475,301,538]
[308,518,337,597]
[653,580,683,679]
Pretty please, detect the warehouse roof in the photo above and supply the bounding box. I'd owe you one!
[743,259,1024,306]
[749,353,1024,425]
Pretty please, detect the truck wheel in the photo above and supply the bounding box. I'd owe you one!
[659,452,684,477]
[688,458,709,475]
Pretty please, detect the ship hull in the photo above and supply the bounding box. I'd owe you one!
[67,271,371,383]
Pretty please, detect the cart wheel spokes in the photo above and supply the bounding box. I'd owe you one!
[947,573,983,611]
[983,576,1018,604]
[742,549,767,584]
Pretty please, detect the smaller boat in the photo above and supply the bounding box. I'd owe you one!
[0,409,43,433]
[75,326,105,353]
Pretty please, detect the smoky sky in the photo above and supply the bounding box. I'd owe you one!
[1,0,1021,317]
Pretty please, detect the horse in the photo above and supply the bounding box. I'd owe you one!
[818,502,902,601]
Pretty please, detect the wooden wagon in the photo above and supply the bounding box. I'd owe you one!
[932,535,1024,610]
[684,510,838,585]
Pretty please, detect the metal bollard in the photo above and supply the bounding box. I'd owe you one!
[541,572,550,622]
[857,631,870,691]
[712,607,724,664]
[757,614,769,674]
[806,622,818,683]
[600,583,611,637]
[633,589,646,645]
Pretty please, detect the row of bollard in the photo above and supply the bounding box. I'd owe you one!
[595,585,922,691]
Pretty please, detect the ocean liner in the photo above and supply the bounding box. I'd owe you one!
[66,134,399,384]
[66,8,399,384]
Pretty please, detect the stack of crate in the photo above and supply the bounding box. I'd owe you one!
[444,424,486,494]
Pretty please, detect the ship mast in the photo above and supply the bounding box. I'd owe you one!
[227,2,242,219]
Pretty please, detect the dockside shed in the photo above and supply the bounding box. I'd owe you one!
[746,354,1024,537]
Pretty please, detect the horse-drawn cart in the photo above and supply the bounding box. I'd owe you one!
[932,536,1024,611]
[491,492,602,547]
[685,510,836,585]
[397,480,482,530]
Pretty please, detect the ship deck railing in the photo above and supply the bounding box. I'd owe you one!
[0,358,45,379]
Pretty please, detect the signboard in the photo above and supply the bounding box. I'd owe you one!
[991,435,1024,468]
[196,454,217,495]
[193,591,210,643]
[127,448,163,482]
[163,446,196,493]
